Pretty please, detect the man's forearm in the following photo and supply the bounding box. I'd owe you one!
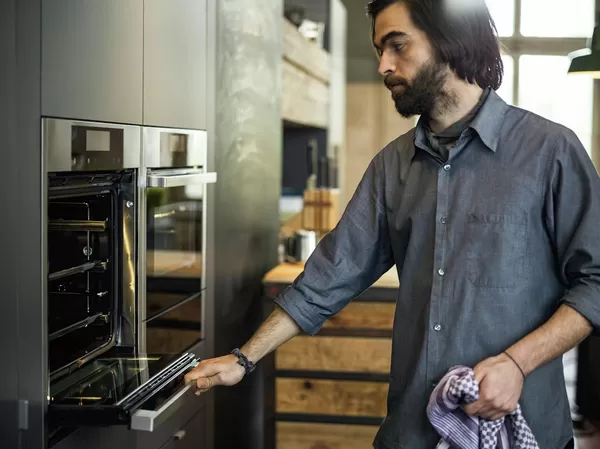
[240,304,301,364]
[506,304,592,376]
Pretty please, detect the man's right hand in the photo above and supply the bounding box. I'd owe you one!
[184,354,245,395]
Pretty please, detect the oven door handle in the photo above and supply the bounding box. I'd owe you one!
[147,172,217,188]
[130,381,196,432]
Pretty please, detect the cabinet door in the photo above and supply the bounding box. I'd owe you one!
[174,412,206,449]
[143,0,208,130]
[41,0,144,124]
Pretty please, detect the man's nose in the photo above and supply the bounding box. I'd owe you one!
[378,53,396,76]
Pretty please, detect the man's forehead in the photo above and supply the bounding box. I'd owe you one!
[373,2,413,45]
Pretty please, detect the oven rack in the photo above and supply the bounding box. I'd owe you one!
[48,220,108,232]
[48,312,109,342]
[49,260,108,282]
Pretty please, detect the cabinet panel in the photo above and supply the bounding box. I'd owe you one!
[323,302,395,331]
[42,0,143,124]
[276,336,392,374]
[276,378,388,417]
[276,422,379,449]
[157,410,206,449]
[144,0,208,130]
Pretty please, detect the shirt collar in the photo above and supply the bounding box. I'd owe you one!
[413,89,509,155]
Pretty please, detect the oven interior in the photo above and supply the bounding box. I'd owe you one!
[48,171,132,379]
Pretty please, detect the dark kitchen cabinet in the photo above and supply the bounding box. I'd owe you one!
[143,0,208,130]
[42,0,208,130]
[157,410,206,449]
[41,0,144,124]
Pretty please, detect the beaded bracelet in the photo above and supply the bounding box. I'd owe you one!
[231,348,256,375]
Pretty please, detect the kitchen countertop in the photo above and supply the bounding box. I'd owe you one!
[263,262,399,289]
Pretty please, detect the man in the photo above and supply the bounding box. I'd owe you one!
[185,0,600,447]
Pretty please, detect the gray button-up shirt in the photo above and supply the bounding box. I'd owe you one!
[274,90,600,449]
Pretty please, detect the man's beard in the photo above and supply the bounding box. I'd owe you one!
[385,60,452,118]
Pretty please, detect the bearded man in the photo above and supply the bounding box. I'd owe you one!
[185,1,600,447]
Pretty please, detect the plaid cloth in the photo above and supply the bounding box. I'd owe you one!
[426,366,539,449]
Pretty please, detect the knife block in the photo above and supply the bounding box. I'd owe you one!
[302,188,341,234]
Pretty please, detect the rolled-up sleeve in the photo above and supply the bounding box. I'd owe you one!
[545,129,600,330]
[274,153,394,335]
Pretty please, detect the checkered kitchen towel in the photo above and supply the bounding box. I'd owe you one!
[426,365,539,449]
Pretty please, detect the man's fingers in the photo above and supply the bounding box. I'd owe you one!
[463,400,484,416]
[194,373,225,391]
[473,365,487,384]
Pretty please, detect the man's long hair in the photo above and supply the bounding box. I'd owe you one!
[367,0,504,91]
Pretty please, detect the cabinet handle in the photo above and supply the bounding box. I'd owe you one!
[174,430,186,440]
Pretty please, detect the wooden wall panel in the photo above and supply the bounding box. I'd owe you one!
[276,422,380,449]
[283,18,330,83]
[342,82,416,208]
[282,60,329,128]
[275,336,392,373]
[323,301,395,330]
[276,378,388,417]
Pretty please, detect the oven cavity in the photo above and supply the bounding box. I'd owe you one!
[47,174,123,378]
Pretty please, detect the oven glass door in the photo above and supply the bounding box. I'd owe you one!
[48,352,199,431]
[145,169,216,354]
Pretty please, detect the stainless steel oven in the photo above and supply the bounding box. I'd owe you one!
[42,118,216,445]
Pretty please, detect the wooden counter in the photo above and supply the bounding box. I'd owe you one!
[263,262,399,289]
[261,262,400,449]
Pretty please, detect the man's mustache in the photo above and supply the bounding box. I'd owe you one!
[384,76,408,90]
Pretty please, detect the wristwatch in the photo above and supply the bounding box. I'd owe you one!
[231,348,256,374]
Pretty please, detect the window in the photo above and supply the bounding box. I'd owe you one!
[520,0,595,38]
[518,55,593,151]
[485,0,595,154]
[496,55,514,105]
[485,0,515,37]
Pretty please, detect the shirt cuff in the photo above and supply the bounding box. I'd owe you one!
[274,285,325,336]
[560,285,600,330]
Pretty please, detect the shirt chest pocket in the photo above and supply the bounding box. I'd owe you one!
[465,213,528,288]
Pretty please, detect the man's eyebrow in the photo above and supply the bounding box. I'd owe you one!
[374,31,407,50]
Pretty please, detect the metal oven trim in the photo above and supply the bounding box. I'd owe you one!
[42,118,142,172]
[142,126,208,169]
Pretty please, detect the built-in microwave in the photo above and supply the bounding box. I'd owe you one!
[42,118,216,445]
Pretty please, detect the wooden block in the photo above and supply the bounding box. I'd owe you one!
[276,378,388,417]
[276,336,392,374]
[323,301,395,330]
[282,60,329,128]
[276,422,380,449]
[283,18,330,84]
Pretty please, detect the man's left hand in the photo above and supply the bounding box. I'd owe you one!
[463,353,524,421]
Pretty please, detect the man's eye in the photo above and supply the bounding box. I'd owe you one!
[392,43,404,52]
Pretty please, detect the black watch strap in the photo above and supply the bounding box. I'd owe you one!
[231,348,256,374]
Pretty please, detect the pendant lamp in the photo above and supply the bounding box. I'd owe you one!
[568,25,600,78]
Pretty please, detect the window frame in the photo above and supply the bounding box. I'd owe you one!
[497,0,598,160]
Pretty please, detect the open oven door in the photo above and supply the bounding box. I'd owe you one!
[48,352,201,431]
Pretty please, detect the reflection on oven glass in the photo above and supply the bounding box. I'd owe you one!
[146,183,203,352]
[50,355,173,407]
[146,295,202,354]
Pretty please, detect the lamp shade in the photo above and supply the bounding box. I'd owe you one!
[568,25,600,78]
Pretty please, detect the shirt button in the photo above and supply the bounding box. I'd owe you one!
[434,324,442,331]
[438,268,445,276]
[440,216,447,224]
[443,164,451,171]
